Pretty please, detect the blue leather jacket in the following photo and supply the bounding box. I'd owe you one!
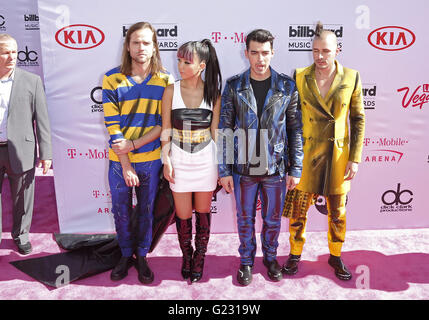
[218,67,303,178]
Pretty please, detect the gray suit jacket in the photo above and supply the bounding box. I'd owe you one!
[7,67,52,174]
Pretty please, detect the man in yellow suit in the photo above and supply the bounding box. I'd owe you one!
[282,22,365,281]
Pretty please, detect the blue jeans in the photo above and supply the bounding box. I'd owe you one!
[233,173,286,266]
[108,159,161,257]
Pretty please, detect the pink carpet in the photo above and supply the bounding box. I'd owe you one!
[1,173,428,300]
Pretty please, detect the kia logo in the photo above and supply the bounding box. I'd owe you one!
[55,24,105,50]
[368,26,415,51]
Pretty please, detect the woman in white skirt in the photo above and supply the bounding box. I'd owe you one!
[161,39,221,283]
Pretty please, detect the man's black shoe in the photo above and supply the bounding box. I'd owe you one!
[328,254,352,281]
[137,256,154,284]
[282,254,301,275]
[237,265,253,286]
[16,242,32,255]
[263,259,283,282]
[110,256,134,281]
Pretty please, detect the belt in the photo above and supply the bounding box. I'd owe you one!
[0,141,8,147]
[172,128,211,144]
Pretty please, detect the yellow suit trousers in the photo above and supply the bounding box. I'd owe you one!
[283,189,347,257]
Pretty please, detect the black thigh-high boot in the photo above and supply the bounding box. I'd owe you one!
[176,216,193,279]
[191,211,211,283]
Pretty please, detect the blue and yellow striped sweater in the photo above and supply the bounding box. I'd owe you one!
[103,66,174,163]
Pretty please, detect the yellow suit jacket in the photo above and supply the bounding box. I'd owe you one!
[295,61,365,195]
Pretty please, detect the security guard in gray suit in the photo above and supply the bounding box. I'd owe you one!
[0,33,52,255]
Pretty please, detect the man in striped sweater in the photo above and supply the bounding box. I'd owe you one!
[102,22,174,284]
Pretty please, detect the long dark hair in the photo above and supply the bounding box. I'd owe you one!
[177,39,222,106]
[120,21,164,76]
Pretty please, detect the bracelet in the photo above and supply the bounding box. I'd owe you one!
[131,140,136,151]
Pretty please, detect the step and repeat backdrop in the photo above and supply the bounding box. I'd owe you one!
[3,0,428,233]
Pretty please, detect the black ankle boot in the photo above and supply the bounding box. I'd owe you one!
[110,256,134,281]
[191,211,211,283]
[136,255,154,284]
[263,258,283,282]
[328,254,352,281]
[282,254,301,275]
[176,217,194,279]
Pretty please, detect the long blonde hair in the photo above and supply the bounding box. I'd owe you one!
[120,22,164,76]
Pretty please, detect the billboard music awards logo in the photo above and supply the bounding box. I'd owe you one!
[368,26,415,51]
[380,183,413,213]
[397,84,429,110]
[363,137,408,163]
[90,86,103,113]
[24,14,39,31]
[122,23,179,51]
[362,83,377,110]
[0,14,6,31]
[288,24,344,52]
[16,46,39,67]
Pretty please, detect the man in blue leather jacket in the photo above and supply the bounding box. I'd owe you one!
[218,29,304,286]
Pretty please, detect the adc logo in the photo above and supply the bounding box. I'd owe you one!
[368,26,415,51]
[380,183,413,213]
[17,46,39,67]
[288,24,344,52]
[55,24,105,50]
[0,14,6,30]
[90,86,103,113]
[315,195,348,215]
[397,84,429,110]
[122,23,178,51]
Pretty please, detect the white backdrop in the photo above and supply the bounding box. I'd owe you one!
[11,0,425,233]
[0,0,43,79]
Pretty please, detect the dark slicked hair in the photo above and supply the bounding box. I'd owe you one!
[245,29,274,50]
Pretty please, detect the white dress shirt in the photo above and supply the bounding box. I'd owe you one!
[0,70,14,143]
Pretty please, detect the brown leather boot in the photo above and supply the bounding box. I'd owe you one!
[191,211,211,283]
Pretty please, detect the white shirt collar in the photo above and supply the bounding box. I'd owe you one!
[0,69,15,83]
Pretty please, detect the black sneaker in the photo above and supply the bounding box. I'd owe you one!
[263,259,283,282]
[136,256,154,284]
[237,264,253,286]
[110,256,134,281]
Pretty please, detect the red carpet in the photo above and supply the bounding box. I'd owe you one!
[1,173,428,300]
